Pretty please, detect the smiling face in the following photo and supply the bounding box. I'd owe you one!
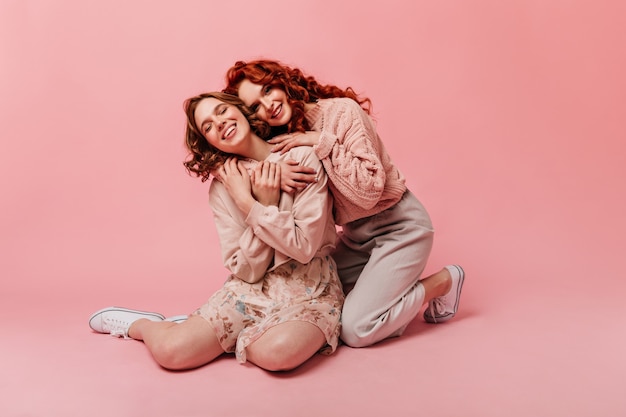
[193,97,252,156]
[237,79,293,127]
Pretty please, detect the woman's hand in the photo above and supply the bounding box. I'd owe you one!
[251,161,281,207]
[218,157,255,214]
[279,159,317,194]
[268,131,321,154]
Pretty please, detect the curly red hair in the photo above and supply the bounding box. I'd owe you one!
[223,59,371,135]
[182,92,270,182]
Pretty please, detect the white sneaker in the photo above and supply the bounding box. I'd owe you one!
[89,307,165,338]
[165,315,188,324]
[424,265,465,323]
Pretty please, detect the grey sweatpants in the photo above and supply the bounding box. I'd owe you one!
[333,190,434,347]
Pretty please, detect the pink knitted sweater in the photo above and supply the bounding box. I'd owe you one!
[306,98,407,225]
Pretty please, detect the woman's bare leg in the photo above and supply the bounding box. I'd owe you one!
[129,315,225,370]
[246,321,326,372]
[419,267,452,302]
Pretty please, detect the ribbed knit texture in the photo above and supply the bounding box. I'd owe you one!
[306,98,407,225]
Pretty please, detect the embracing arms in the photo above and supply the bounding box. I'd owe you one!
[269,99,389,210]
[209,149,333,283]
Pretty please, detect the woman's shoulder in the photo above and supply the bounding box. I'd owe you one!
[318,97,361,109]
[283,144,317,160]
[208,176,225,193]
[318,97,367,121]
[277,145,322,168]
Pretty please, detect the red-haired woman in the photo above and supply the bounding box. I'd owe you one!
[224,59,465,348]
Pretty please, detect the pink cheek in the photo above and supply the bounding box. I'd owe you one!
[260,112,272,124]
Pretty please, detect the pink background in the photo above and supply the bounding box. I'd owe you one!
[1,1,625,416]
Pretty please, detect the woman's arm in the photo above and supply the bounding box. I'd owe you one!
[245,148,333,264]
[278,159,317,194]
[313,99,387,210]
[222,156,317,195]
[209,179,274,284]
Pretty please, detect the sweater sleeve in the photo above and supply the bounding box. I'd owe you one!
[313,99,386,210]
[245,148,333,265]
[208,180,274,284]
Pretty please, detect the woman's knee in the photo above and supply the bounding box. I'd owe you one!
[150,338,189,370]
[340,301,394,348]
[248,323,324,371]
[251,333,308,371]
[340,323,370,348]
[339,300,373,347]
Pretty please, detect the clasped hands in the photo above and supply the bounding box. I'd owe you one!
[215,131,321,208]
[219,158,281,213]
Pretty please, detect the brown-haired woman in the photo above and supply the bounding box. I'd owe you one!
[88,92,343,371]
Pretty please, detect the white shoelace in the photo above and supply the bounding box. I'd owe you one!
[103,317,131,339]
[428,295,448,318]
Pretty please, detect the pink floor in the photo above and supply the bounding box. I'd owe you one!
[3,255,625,416]
[2,1,626,416]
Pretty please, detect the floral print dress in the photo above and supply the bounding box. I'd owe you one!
[193,146,344,363]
